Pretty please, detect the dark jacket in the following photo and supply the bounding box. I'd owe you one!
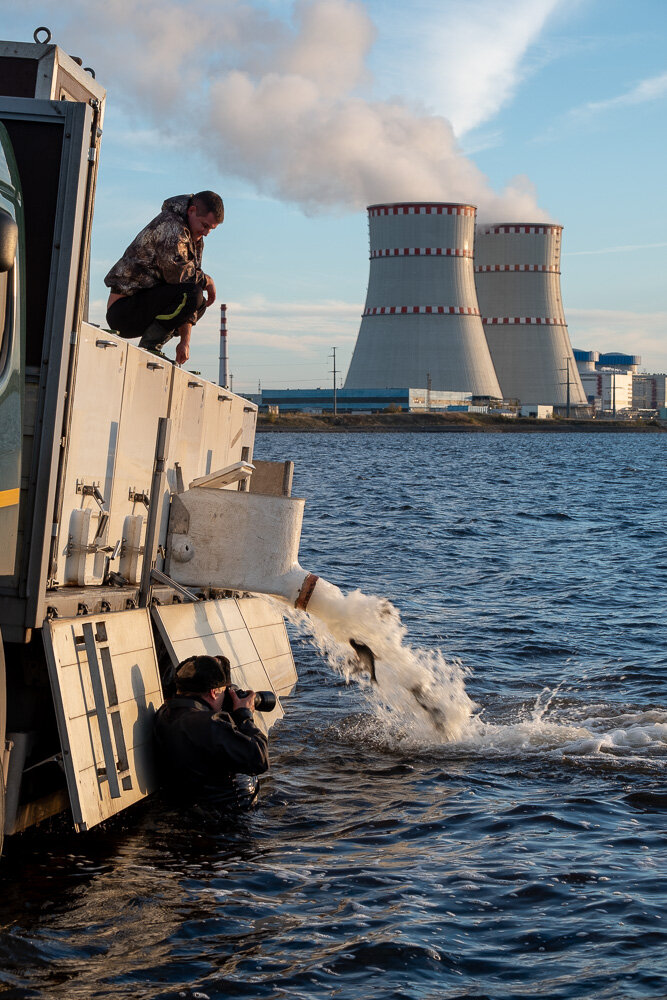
[153,693,269,805]
[104,195,209,295]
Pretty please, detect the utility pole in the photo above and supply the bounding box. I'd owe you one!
[559,358,571,418]
[612,369,617,417]
[426,372,432,412]
[330,347,338,415]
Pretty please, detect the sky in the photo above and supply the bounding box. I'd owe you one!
[2,0,666,389]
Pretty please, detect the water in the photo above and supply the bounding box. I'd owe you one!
[2,432,666,999]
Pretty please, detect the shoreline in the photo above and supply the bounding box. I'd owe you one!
[257,413,667,433]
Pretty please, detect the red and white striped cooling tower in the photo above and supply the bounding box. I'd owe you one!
[474,224,587,408]
[344,203,502,398]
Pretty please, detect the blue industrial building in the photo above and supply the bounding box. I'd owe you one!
[573,349,641,372]
[243,387,479,414]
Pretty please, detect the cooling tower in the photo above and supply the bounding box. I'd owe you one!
[344,203,502,398]
[474,224,587,408]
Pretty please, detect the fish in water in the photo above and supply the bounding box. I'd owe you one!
[409,682,448,733]
[348,639,377,684]
[348,639,447,732]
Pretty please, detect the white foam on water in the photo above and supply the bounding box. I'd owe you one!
[452,705,667,767]
[279,584,667,767]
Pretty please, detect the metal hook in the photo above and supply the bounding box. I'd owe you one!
[33,27,52,44]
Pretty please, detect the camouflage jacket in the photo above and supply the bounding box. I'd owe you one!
[104,194,209,295]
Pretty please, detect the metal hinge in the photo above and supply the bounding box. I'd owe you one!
[128,488,150,507]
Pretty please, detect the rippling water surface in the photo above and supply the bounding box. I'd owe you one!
[2,432,666,999]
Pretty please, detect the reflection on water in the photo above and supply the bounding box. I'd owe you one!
[1,433,666,1000]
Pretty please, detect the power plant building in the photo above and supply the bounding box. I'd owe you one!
[344,203,502,399]
[574,349,600,374]
[474,224,587,410]
[632,373,667,411]
[574,349,641,374]
[247,387,477,414]
[579,370,633,413]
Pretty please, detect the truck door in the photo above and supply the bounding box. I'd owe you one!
[42,609,163,832]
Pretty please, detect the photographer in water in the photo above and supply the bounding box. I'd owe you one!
[153,654,270,809]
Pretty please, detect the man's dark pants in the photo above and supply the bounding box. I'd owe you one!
[106,282,206,349]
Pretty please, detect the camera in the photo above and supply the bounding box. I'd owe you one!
[223,685,276,713]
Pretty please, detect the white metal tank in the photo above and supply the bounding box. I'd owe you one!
[474,224,587,408]
[573,349,600,374]
[344,203,502,398]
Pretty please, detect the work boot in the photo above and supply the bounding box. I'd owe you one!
[138,321,173,351]
[145,345,170,361]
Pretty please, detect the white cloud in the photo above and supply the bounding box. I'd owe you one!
[419,0,565,135]
[569,71,667,120]
[564,242,667,257]
[187,296,361,389]
[189,296,361,352]
[568,308,667,371]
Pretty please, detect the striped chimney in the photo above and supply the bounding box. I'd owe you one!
[474,224,587,408]
[344,203,502,398]
[218,302,229,389]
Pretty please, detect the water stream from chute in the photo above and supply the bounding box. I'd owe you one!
[278,583,667,769]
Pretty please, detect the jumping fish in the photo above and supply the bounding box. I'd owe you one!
[348,638,446,731]
[348,639,377,684]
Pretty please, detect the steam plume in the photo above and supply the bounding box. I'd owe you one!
[34,0,552,221]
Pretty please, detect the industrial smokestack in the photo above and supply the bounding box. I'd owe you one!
[474,224,587,409]
[344,203,502,398]
[218,303,229,389]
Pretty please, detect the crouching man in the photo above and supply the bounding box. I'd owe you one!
[153,654,268,810]
[104,190,223,365]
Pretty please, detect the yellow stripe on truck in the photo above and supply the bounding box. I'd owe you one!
[0,487,20,508]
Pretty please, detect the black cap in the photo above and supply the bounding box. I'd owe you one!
[175,654,231,693]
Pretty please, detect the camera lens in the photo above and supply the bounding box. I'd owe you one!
[233,688,277,713]
[253,690,276,713]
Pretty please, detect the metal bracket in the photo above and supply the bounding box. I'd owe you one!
[22,752,64,775]
[128,488,150,507]
[150,568,200,603]
[77,481,106,510]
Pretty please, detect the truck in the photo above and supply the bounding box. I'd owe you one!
[0,29,308,853]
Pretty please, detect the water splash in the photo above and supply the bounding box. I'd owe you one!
[283,585,477,742]
[278,583,667,770]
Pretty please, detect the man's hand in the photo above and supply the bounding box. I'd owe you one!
[175,326,191,366]
[229,688,256,713]
[204,276,216,307]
